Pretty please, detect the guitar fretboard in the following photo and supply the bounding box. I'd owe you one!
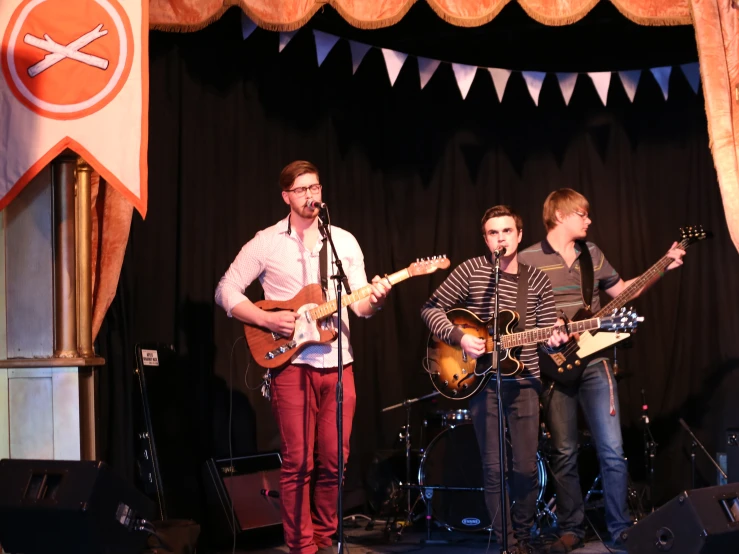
[495,317,602,350]
[596,237,689,318]
[307,269,410,321]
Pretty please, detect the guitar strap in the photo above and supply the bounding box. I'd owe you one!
[576,239,594,310]
[515,264,529,332]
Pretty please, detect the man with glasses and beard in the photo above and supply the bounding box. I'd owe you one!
[216,160,391,554]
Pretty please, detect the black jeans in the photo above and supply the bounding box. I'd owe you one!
[469,379,541,546]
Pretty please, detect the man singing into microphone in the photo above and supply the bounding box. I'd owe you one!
[215,160,391,554]
[421,205,568,554]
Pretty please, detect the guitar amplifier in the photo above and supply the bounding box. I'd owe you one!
[202,453,283,546]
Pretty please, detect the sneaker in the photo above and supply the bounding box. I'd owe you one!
[549,532,584,553]
[608,536,628,552]
[510,540,543,554]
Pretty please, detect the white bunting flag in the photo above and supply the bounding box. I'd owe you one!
[348,40,371,74]
[556,73,578,105]
[418,57,441,89]
[313,30,339,67]
[588,72,612,105]
[279,31,297,52]
[452,63,477,99]
[680,62,700,94]
[522,71,546,106]
[488,68,511,102]
[381,48,407,86]
[0,0,148,215]
[240,12,257,40]
[618,70,641,102]
[650,66,671,100]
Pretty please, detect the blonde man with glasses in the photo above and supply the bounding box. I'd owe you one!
[518,188,684,552]
[215,160,391,554]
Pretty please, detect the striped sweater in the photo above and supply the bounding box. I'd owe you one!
[421,255,558,382]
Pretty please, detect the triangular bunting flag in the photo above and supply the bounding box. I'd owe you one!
[240,12,257,40]
[588,72,611,105]
[348,40,371,74]
[279,31,297,52]
[313,30,339,67]
[381,48,408,86]
[556,73,578,106]
[452,63,477,100]
[681,62,700,94]
[618,70,641,102]
[418,57,441,89]
[488,68,511,102]
[522,71,546,106]
[650,66,672,100]
[0,0,148,215]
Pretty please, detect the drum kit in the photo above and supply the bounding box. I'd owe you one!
[375,390,629,541]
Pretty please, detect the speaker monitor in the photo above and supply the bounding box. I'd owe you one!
[202,453,282,544]
[624,483,739,553]
[0,459,156,554]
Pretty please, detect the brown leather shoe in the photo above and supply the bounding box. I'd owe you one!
[549,532,584,553]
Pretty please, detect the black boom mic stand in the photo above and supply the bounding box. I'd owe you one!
[318,209,352,554]
[491,248,510,554]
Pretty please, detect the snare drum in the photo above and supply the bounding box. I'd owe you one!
[422,408,471,447]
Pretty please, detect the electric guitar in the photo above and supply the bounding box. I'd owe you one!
[539,225,712,385]
[244,256,450,369]
[426,307,642,400]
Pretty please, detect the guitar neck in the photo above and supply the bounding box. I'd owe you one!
[498,317,602,350]
[595,238,688,317]
[308,268,411,321]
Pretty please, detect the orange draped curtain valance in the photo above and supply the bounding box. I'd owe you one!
[149,0,691,32]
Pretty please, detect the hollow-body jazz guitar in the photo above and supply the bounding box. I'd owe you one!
[426,307,642,400]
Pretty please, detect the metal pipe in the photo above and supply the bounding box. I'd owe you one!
[52,151,78,358]
[76,158,94,357]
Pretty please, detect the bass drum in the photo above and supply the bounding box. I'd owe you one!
[419,422,548,533]
[418,422,489,532]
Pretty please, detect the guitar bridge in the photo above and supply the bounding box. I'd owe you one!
[265,340,297,360]
[550,352,566,365]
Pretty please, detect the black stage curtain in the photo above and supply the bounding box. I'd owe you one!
[96,5,739,523]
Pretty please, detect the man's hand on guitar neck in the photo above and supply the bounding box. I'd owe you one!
[548,321,570,349]
[666,241,686,270]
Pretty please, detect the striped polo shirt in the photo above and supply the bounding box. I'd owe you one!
[518,239,620,320]
[421,255,557,382]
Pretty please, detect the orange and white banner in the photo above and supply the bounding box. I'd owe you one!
[0,0,147,216]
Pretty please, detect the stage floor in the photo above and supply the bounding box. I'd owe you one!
[232,523,616,553]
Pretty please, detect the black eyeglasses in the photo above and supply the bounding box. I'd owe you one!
[287,184,322,197]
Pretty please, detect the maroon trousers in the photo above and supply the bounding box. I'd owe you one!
[270,363,356,554]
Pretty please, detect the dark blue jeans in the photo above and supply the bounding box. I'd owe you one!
[540,359,631,541]
[469,379,541,547]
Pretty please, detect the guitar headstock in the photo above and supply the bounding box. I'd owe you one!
[600,307,644,332]
[678,225,713,249]
[408,255,451,277]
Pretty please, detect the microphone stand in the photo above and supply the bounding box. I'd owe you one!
[679,418,727,490]
[490,249,510,554]
[318,211,352,554]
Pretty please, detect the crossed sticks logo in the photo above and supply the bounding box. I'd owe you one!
[2,0,134,120]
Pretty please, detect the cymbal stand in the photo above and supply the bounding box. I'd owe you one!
[381,391,440,537]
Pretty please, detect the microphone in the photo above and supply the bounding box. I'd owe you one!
[641,389,650,424]
[307,200,327,210]
[260,489,279,498]
[494,247,507,257]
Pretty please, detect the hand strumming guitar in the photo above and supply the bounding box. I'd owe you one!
[263,310,300,337]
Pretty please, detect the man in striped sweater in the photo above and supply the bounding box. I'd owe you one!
[421,205,568,554]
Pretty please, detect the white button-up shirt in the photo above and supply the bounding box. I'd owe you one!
[215,215,370,368]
